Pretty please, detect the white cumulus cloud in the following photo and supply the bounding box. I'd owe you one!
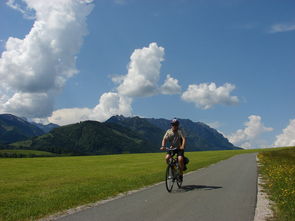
[6,0,35,19]
[48,107,93,126]
[2,92,55,118]
[47,92,132,126]
[116,42,165,97]
[0,0,94,118]
[91,92,133,122]
[160,74,182,95]
[181,82,239,109]
[274,119,295,147]
[228,115,273,149]
[46,43,169,125]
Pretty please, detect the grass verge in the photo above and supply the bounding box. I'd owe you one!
[258,147,295,221]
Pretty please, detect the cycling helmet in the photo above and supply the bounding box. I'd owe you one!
[171,118,179,126]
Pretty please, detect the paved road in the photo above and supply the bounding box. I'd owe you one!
[57,153,257,221]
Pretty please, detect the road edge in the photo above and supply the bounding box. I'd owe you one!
[254,155,274,221]
[38,181,165,221]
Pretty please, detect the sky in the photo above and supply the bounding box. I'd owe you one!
[0,0,294,149]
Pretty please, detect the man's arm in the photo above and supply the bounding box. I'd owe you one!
[179,130,186,150]
[160,137,167,150]
[160,131,168,150]
[180,136,186,150]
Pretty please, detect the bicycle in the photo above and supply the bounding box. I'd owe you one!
[163,147,183,192]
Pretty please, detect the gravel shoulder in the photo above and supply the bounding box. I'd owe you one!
[254,156,274,221]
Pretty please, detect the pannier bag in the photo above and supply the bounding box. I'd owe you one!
[184,156,189,165]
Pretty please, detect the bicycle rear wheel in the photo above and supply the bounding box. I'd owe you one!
[176,174,182,188]
[165,165,174,192]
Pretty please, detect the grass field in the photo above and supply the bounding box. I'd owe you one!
[0,147,289,221]
[258,147,295,221]
[0,149,57,158]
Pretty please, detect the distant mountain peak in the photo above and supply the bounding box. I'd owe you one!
[30,121,59,133]
[0,114,44,144]
[108,115,129,122]
[0,114,28,124]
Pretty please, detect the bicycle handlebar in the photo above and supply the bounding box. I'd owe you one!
[161,146,178,151]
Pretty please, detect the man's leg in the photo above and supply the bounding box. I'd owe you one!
[178,155,184,182]
[165,154,171,164]
[178,155,184,175]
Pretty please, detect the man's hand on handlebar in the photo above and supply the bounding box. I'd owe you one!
[160,146,166,151]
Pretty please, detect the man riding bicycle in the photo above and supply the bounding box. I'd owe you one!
[160,118,186,181]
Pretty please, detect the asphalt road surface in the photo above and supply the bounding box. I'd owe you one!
[56,153,257,221]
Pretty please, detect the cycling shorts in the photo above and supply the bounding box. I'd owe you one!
[167,149,184,157]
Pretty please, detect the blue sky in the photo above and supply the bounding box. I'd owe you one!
[0,0,294,148]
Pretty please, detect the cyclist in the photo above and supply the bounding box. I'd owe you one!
[160,118,186,181]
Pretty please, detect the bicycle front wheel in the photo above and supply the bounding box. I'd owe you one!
[165,165,174,192]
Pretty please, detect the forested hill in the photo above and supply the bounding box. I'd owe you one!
[11,120,160,155]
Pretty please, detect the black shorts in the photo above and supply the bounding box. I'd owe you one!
[167,149,184,157]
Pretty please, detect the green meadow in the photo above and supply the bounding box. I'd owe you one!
[0,149,57,158]
[0,147,291,221]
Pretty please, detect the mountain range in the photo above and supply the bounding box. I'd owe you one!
[108,116,239,151]
[1,114,240,155]
[0,114,59,144]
